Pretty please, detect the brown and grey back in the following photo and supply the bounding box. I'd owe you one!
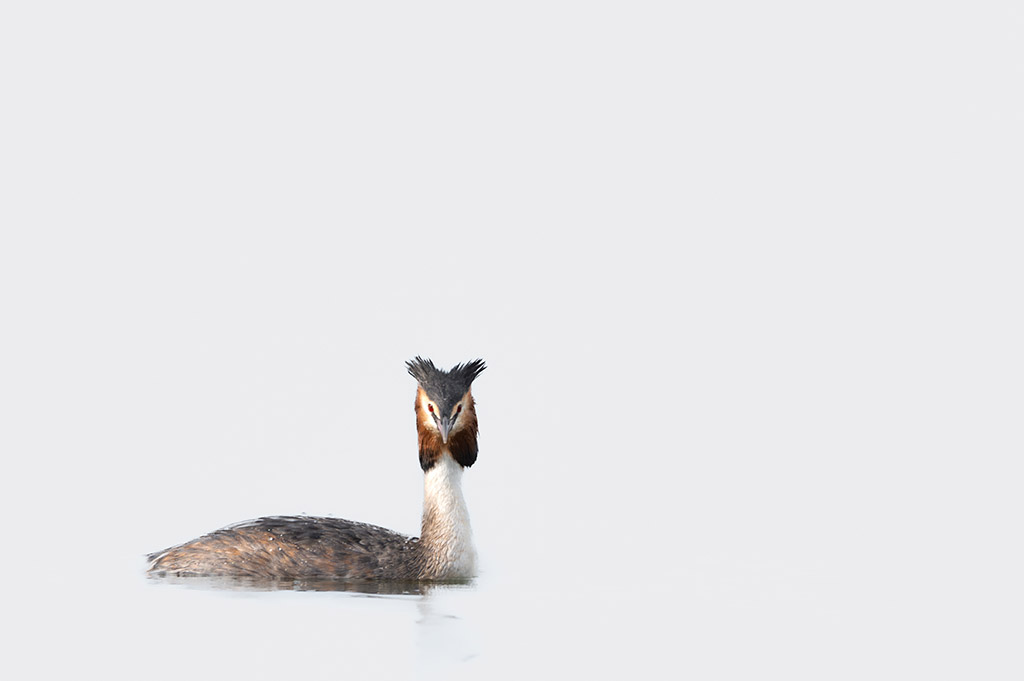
[147,357,485,581]
[147,516,424,579]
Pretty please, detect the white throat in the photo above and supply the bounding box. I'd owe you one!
[421,452,477,579]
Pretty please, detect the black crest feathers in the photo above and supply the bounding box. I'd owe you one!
[408,357,484,471]
[406,357,485,405]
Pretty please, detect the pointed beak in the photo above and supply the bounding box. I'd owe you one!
[438,415,452,444]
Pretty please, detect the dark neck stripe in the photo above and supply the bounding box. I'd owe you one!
[419,429,478,471]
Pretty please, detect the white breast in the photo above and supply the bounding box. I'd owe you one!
[422,452,477,578]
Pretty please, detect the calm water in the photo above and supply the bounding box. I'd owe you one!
[10,537,1013,680]
[30,559,680,679]
[134,565,680,679]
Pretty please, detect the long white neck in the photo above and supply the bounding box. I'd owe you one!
[420,452,477,579]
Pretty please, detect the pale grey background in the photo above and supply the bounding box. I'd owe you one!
[1,2,1021,679]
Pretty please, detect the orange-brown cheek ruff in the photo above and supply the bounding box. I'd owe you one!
[416,390,478,471]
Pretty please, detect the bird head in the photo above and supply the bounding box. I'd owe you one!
[407,357,485,471]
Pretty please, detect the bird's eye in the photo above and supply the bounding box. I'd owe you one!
[456,404,462,414]
[427,403,434,413]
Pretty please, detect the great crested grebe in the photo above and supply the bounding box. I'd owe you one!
[147,357,485,581]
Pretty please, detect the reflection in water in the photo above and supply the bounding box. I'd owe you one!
[146,572,475,596]
[147,571,483,671]
[416,591,482,670]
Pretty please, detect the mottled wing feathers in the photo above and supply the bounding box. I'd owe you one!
[147,516,422,580]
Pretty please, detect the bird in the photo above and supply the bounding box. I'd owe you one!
[147,357,485,582]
